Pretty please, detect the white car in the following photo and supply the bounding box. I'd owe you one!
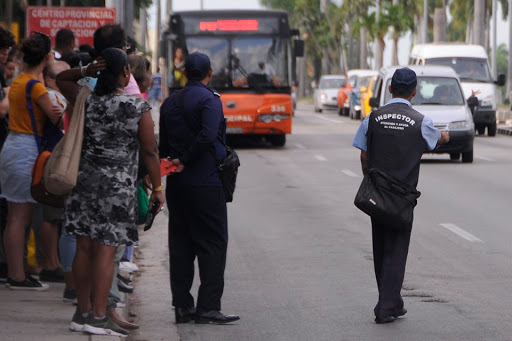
[313,75,346,112]
[370,65,476,163]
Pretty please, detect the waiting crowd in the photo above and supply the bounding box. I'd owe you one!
[0,22,236,338]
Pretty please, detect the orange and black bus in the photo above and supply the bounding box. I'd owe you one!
[162,10,303,146]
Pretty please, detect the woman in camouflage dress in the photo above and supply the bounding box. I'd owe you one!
[57,47,164,337]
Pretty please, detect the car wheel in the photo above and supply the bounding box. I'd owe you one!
[343,108,349,116]
[269,134,286,147]
[355,110,361,120]
[487,122,497,136]
[450,153,460,161]
[476,124,485,135]
[462,150,473,163]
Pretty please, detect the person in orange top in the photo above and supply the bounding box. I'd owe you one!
[0,32,63,290]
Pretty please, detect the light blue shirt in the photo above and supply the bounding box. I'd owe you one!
[352,98,441,151]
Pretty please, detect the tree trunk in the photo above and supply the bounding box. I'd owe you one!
[507,0,512,102]
[433,8,447,43]
[391,38,399,65]
[473,0,485,46]
[359,27,368,69]
[375,38,385,70]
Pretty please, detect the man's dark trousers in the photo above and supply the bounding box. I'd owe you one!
[167,185,228,311]
[371,217,412,318]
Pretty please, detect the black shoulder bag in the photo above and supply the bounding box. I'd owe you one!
[177,91,240,202]
[354,113,421,230]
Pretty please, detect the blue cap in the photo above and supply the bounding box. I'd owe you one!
[391,67,417,89]
[185,52,211,80]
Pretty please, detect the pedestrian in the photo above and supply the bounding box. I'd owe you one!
[147,66,162,106]
[56,47,164,337]
[0,32,63,290]
[159,52,240,324]
[352,67,450,323]
[54,28,76,61]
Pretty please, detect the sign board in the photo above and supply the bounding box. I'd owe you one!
[26,7,116,47]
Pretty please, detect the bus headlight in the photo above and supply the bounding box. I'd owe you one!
[479,95,494,108]
[449,120,471,130]
[258,114,291,123]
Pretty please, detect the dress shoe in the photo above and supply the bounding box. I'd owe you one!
[394,308,407,318]
[375,315,395,324]
[175,307,196,323]
[195,310,240,324]
[107,306,139,330]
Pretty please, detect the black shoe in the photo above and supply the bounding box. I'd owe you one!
[39,268,65,283]
[375,315,395,324]
[117,280,133,294]
[175,307,196,323]
[117,273,132,285]
[394,308,407,318]
[0,262,7,283]
[195,310,240,324]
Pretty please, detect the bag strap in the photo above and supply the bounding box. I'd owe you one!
[26,79,42,152]
[366,111,375,170]
[177,90,225,164]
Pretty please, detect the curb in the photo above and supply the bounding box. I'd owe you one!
[498,127,512,136]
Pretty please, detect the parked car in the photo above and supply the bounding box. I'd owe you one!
[409,43,505,136]
[313,75,346,112]
[347,70,378,120]
[337,69,375,116]
[369,65,476,163]
[360,74,378,120]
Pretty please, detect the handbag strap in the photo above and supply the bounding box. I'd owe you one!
[26,79,42,152]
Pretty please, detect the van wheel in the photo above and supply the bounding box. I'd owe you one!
[269,134,286,147]
[355,110,361,120]
[462,150,473,163]
[487,122,497,136]
[450,153,460,161]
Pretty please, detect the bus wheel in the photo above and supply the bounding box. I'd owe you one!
[269,135,286,147]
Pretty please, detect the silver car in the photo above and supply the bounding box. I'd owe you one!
[370,65,475,163]
[313,75,346,112]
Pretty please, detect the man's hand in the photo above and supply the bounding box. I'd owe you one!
[171,158,185,173]
[438,131,450,145]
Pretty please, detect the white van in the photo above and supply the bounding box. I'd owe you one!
[409,43,505,136]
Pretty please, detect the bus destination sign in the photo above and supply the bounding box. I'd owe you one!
[200,20,259,32]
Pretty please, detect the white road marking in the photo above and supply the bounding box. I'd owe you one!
[440,223,483,243]
[476,156,496,162]
[342,169,360,178]
[315,115,343,123]
[295,143,306,150]
[315,155,328,161]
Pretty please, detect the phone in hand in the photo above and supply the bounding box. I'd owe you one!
[144,201,160,231]
[160,158,177,177]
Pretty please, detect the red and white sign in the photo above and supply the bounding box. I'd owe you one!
[26,7,116,47]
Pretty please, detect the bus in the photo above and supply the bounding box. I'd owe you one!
[162,10,304,146]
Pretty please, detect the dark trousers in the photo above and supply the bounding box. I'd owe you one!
[371,217,412,318]
[166,185,227,311]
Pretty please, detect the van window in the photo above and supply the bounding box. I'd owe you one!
[385,77,464,105]
[319,77,345,89]
[425,57,491,82]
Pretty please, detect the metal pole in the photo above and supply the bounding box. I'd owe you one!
[200,0,204,10]
[507,0,512,102]
[124,0,134,38]
[423,0,428,43]
[473,0,485,46]
[7,0,13,33]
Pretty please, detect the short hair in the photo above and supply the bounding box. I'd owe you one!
[126,36,136,55]
[79,43,93,54]
[55,29,75,49]
[390,86,415,98]
[93,24,126,56]
[21,32,51,67]
[0,26,15,50]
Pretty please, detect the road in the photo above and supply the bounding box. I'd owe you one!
[131,102,512,341]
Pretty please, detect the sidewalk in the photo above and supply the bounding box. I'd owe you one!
[497,108,512,135]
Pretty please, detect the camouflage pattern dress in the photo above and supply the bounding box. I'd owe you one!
[64,93,151,246]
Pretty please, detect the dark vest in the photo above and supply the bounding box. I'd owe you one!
[367,102,426,187]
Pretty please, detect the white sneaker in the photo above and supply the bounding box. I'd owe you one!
[116,301,126,308]
[119,262,139,273]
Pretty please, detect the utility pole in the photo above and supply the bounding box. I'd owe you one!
[473,0,485,46]
[200,0,204,10]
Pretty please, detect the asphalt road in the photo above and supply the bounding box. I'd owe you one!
[131,102,512,341]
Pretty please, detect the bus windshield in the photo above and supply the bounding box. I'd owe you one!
[426,57,492,83]
[174,36,290,90]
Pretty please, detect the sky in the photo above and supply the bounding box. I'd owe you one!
[147,0,510,69]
